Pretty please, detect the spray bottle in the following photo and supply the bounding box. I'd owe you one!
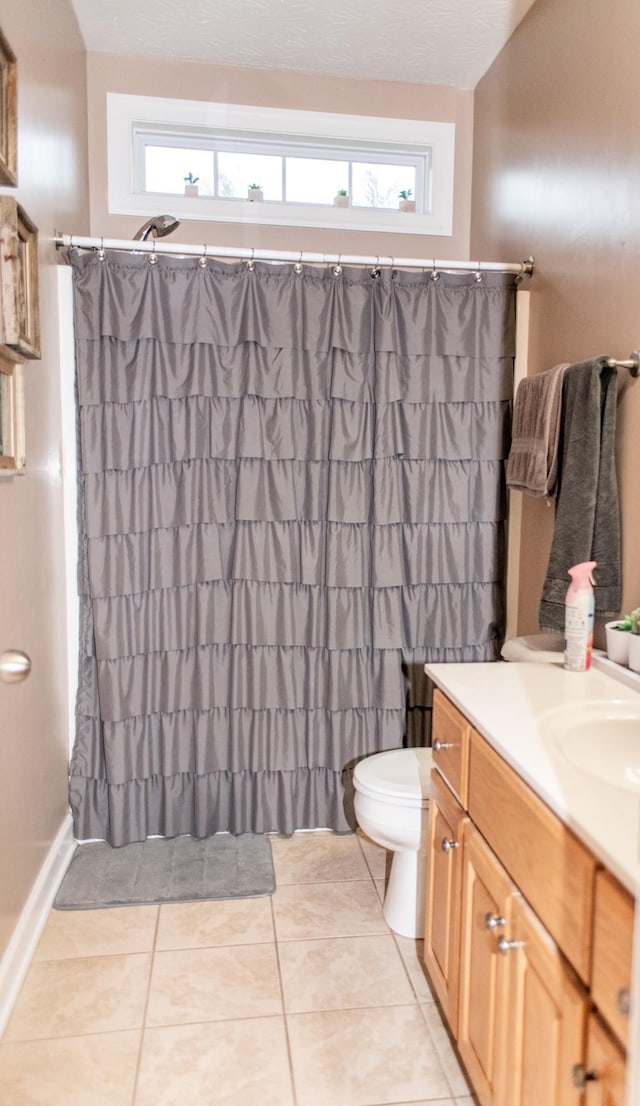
[564,561,596,672]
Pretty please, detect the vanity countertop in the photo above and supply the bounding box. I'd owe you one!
[424,656,640,894]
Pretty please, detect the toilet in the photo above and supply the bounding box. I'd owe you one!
[500,632,564,663]
[353,746,433,938]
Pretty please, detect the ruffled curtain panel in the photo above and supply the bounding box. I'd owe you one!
[68,252,517,845]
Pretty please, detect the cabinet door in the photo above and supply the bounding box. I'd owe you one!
[504,893,587,1106]
[423,769,467,1036]
[584,1013,627,1106]
[457,824,512,1106]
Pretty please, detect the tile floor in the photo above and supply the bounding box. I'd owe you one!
[0,830,475,1106]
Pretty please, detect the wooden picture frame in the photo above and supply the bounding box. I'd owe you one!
[0,26,17,186]
[0,197,40,359]
[0,352,25,475]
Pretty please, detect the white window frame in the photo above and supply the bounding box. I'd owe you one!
[107,93,456,236]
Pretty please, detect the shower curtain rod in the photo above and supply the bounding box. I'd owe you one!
[54,233,535,277]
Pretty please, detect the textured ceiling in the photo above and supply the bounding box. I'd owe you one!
[70,0,537,89]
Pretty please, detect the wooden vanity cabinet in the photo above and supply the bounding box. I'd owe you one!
[423,767,468,1036]
[425,689,633,1106]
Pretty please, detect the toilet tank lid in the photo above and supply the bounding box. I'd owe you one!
[501,633,564,663]
[354,747,432,801]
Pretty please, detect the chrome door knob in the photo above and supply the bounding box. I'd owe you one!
[497,935,525,955]
[441,837,459,852]
[617,988,630,1016]
[571,1064,597,1089]
[0,649,31,684]
[485,912,505,930]
[433,739,454,752]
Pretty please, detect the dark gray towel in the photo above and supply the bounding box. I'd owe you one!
[539,358,621,631]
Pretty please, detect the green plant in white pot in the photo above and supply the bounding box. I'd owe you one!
[605,607,640,667]
[628,609,640,673]
[398,188,415,213]
[184,172,200,197]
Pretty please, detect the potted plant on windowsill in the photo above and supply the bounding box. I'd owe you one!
[605,608,640,667]
[247,183,263,202]
[333,189,349,208]
[184,172,199,197]
[398,188,415,213]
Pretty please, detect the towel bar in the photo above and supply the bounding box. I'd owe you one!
[606,351,639,377]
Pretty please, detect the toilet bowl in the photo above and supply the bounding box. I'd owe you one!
[353,746,432,938]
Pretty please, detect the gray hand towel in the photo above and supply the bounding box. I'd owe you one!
[506,362,569,497]
[539,358,621,631]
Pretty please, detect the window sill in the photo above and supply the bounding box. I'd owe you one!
[112,192,452,237]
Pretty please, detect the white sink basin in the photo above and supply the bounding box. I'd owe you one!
[539,701,640,794]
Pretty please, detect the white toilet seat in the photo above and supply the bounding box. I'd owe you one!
[353,747,432,806]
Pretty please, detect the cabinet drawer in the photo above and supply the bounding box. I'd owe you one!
[468,729,596,981]
[432,689,470,805]
[591,870,634,1049]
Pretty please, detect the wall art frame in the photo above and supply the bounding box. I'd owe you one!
[0,197,40,359]
[0,25,17,186]
[0,351,25,475]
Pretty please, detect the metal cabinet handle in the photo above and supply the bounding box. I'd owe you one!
[433,739,454,752]
[485,912,505,930]
[571,1064,597,1089]
[617,988,630,1016]
[497,935,525,956]
[441,837,459,853]
[0,649,31,684]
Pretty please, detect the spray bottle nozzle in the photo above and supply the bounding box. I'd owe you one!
[568,561,597,587]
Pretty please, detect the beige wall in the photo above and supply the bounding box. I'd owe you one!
[7,0,637,960]
[0,2,89,959]
[471,0,640,637]
[85,52,474,258]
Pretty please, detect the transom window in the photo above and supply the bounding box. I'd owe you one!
[107,94,455,236]
[135,127,426,211]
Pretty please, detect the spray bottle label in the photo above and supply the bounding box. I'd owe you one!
[564,607,594,670]
[563,561,597,672]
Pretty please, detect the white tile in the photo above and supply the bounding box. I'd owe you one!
[421,1003,473,1098]
[287,1005,451,1106]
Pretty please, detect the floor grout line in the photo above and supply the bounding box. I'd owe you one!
[270,894,299,1106]
[129,905,162,1106]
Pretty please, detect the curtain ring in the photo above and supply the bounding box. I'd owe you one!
[431,258,440,282]
[96,237,106,262]
[198,244,208,269]
[147,239,159,266]
[333,253,342,276]
[473,261,483,283]
[388,256,397,278]
[294,250,303,274]
[371,255,381,278]
[246,248,255,272]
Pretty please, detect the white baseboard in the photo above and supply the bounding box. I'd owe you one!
[0,813,76,1036]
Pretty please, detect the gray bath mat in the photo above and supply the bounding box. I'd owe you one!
[54,833,275,910]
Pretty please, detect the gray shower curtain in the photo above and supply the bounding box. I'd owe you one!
[68,251,516,845]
